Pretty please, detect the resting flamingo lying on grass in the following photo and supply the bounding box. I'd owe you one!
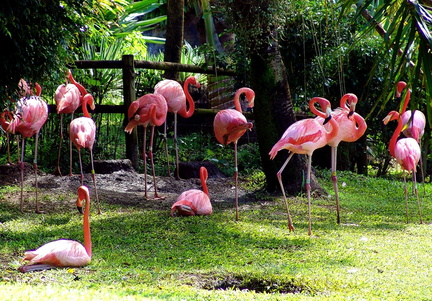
[19,186,92,272]
[171,166,212,216]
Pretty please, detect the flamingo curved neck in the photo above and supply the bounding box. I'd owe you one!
[83,195,92,258]
[233,88,254,112]
[81,97,91,118]
[200,168,209,195]
[389,117,403,158]
[181,77,197,118]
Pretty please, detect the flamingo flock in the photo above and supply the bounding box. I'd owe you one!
[5,74,428,271]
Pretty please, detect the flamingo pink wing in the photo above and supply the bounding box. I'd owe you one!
[154,79,185,113]
[70,117,96,150]
[214,109,252,145]
[22,239,90,268]
[394,138,421,172]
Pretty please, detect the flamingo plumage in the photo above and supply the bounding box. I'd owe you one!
[125,93,168,200]
[213,87,255,221]
[8,85,48,213]
[18,186,92,272]
[54,70,81,176]
[315,93,367,224]
[171,166,212,216]
[154,76,200,179]
[69,94,101,214]
[269,97,339,235]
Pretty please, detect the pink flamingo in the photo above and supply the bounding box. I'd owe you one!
[170,166,212,216]
[154,76,200,179]
[54,70,81,176]
[269,97,339,235]
[213,87,255,221]
[383,110,422,223]
[315,93,367,224]
[69,94,101,214]
[18,185,92,272]
[8,86,48,213]
[1,80,41,165]
[125,93,168,199]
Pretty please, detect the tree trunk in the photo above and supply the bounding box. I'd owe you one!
[250,35,323,194]
[164,0,184,80]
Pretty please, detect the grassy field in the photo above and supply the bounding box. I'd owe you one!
[1,169,432,300]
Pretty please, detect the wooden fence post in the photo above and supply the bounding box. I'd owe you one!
[122,55,139,170]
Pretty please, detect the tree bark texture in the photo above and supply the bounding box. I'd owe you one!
[164,0,185,80]
[251,39,323,194]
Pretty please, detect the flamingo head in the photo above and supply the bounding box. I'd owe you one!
[186,76,201,89]
[395,81,408,100]
[383,110,400,125]
[83,94,95,111]
[242,88,255,108]
[340,93,358,118]
[76,185,90,215]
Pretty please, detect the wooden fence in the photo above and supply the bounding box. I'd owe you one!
[71,55,236,170]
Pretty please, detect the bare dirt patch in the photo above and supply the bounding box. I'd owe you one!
[0,160,258,214]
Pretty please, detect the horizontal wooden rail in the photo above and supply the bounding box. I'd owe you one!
[73,59,235,76]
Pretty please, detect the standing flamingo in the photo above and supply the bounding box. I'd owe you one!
[269,97,339,235]
[383,110,422,223]
[69,94,101,214]
[315,93,367,224]
[18,185,92,272]
[213,87,255,221]
[54,70,81,176]
[170,166,212,216]
[154,76,200,179]
[8,88,48,213]
[125,93,168,199]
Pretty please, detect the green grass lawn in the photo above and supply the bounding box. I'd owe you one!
[1,170,432,300]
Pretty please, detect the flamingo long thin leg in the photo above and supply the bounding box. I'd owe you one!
[142,127,149,199]
[412,171,423,224]
[234,142,239,221]
[174,112,180,180]
[149,125,164,199]
[33,132,41,213]
[19,138,25,212]
[89,148,101,214]
[55,114,64,176]
[69,113,74,176]
[306,154,313,236]
[331,146,341,224]
[403,174,409,224]
[78,150,84,186]
[275,152,295,231]
[163,120,171,176]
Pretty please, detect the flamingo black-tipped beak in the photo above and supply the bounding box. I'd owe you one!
[77,205,83,214]
[323,115,332,125]
[348,110,354,118]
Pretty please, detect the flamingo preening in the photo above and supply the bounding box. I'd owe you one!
[154,76,200,179]
[170,166,212,216]
[54,70,81,176]
[383,81,422,223]
[69,93,101,214]
[125,93,168,200]
[18,186,92,272]
[8,84,48,213]
[383,110,422,223]
[269,97,339,235]
[315,93,367,224]
[213,87,255,221]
